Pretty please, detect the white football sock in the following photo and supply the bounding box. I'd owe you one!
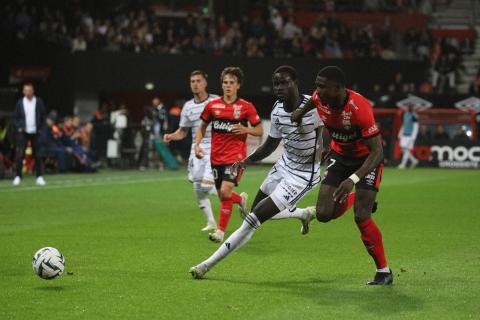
[194,183,216,225]
[271,207,308,220]
[377,266,390,273]
[203,213,260,270]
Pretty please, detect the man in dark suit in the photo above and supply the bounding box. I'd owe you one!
[13,83,47,186]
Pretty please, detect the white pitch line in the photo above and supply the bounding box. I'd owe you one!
[0,176,185,193]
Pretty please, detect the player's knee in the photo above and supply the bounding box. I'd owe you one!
[354,213,371,224]
[219,189,231,201]
[315,203,333,223]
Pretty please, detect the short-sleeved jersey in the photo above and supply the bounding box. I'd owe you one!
[200,97,261,165]
[269,94,324,184]
[311,88,379,158]
[179,94,219,156]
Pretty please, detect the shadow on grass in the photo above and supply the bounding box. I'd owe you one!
[207,276,423,316]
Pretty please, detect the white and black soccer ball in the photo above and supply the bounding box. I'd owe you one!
[32,247,65,280]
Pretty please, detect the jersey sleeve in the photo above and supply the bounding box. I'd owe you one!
[268,109,282,138]
[179,104,192,128]
[246,102,261,126]
[200,102,212,123]
[357,100,379,138]
[311,109,323,129]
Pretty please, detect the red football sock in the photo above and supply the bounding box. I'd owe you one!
[230,192,242,204]
[356,218,388,269]
[333,192,355,219]
[218,198,233,232]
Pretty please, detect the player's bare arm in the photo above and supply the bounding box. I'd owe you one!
[195,121,208,159]
[231,136,281,172]
[231,123,263,136]
[163,127,189,143]
[291,99,315,125]
[312,127,324,163]
[333,135,383,202]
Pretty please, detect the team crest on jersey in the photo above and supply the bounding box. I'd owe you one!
[233,105,242,119]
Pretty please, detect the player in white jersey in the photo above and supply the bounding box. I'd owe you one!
[190,65,324,279]
[164,70,219,232]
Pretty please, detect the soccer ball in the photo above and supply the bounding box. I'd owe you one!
[32,247,65,280]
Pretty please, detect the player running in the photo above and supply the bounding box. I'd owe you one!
[195,67,263,243]
[189,65,323,279]
[164,70,218,232]
[291,66,393,285]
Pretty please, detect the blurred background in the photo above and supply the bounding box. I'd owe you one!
[0,0,479,178]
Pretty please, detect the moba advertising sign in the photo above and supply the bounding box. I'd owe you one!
[393,141,480,168]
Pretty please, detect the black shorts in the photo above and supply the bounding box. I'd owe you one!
[322,151,383,191]
[211,164,244,190]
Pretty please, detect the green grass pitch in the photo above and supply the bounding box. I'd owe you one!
[1,167,479,319]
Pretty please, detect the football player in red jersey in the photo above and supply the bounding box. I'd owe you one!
[292,66,393,285]
[195,67,263,243]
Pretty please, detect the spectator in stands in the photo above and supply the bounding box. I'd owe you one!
[419,78,434,94]
[167,103,187,163]
[91,104,110,163]
[433,125,450,141]
[138,106,155,171]
[452,126,471,144]
[151,97,168,138]
[282,17,302,49]
[469,69,480,95]
[269,7,283,32]
[44,111,71,173]
[417,124,432,143]
[388,72,409,93]
[12,83,47,186]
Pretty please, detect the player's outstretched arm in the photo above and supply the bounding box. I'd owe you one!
[333,135,383,202]
[291,99,316,125]
[163,127,189,143]
[194,121,208,159]
[231,136,281,173]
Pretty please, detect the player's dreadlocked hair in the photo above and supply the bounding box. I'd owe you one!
[220,67,244,85]
[190,70,208,79]
[273,65,298,81]
[317,66,346,87]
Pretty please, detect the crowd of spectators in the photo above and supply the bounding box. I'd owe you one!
[3,0,472,95]
[417,124,472,143]
[2,0,434,60]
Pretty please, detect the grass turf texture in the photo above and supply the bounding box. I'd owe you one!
[0,167,479,319]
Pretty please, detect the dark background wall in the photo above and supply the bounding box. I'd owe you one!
[1,49,428,120]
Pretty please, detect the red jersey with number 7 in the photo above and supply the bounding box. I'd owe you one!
[200,97,261,165]
[311,88,379,158]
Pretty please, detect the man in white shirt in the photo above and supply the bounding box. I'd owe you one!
[13,83,47,186]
